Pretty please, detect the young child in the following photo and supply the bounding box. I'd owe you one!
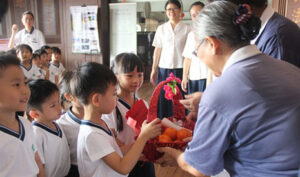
[72,62,161,177]
[31,52,42,68]
[35,49,49,80]
[57,71,84,177]
[0,54,44,177]
[16,44,41,80]
[103,53,156,177]
[49,47,65,84]
[41,45,52,64]
[27,79,70,177]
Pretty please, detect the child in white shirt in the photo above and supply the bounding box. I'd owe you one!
[73,62,161,177]
[27,79,70,177]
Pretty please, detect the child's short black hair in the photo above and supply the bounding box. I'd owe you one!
[58,70,74,108]
[111,53,144,74]
[189,1,205,12]
[22,11,34,19]
[16,44,33,54]
[165,0,182,10]
[0,54,20,76]
[52,47,61,55]
[35,49,47,56]
[27,79,59,111]
[71,62,117,105]
[31,53,40,61]
[41,45,51,51]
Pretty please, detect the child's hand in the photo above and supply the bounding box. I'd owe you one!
[139,118,161,140]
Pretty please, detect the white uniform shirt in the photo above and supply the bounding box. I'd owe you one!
[32,121,70,177]
[182,32,208,80]
[14,28,46,52]
[77,120,127,177]
[153,21,190,69]
[0,116,39,177]
[21,64,42,80]
[49,62,65,83]
[102,98,148,145]
[56,108,82,165]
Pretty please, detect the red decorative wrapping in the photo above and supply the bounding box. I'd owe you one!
[143,80,195,162]
[125,99,148,136]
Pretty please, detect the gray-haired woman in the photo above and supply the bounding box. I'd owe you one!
[157,1,300,177]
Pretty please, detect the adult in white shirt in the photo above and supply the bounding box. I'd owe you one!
[182,2,208,94]
[8,11,45,52]
[150,0,190,118]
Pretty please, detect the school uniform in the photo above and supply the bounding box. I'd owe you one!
[102,97,156,177]
[0,116,39,177]
[14,27,46,52]
[32,121,70,177]
[21,63,42,80]
[56,108,81,177]
[39,68,47,79]
[77,120,127,177]
[49,62,65,83]
[182,32,208,93]
[152,21,190,118]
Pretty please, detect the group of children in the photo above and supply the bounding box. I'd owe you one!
[13,44,65,84]
[0,52,162,177]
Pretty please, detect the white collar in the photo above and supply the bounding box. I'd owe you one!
[167,21,183,32]
[251,5,275,44]
[222,45,261,73]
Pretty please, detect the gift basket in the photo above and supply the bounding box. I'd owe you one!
[143,73,195,162]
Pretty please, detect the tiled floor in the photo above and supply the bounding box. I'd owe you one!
[137,81,230,177]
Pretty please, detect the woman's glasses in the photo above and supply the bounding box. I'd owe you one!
[166,8,179,12]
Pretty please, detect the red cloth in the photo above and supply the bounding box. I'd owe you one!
[125,99,148,136]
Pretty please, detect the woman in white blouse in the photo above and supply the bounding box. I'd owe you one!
[150,0,190,118]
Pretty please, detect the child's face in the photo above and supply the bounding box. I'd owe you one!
[40,53,48,66]
[118,66,144,93]
[0,66,30,112]
[38,91,61,121]
[98,83,118,114]
[32,56,42,68]
[46,49,52,63]
[17,49,32,63]
[52,53,61,62]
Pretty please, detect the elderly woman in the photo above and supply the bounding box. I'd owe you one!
[158,1,300,177]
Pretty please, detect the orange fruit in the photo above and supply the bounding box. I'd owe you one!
[158,134,172,143]
[163,128,177,140]
[177,129,192,141]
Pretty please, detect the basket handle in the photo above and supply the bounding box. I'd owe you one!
[147,80,186,122]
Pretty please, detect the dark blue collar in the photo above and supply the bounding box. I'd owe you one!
[81,120,112,136]
[117,96,137,110]
[32,121,62,138]
[0,115,25,141]
[67,107,82,124]
[51,62,60,68]
[21,63,32,71]
[25,27,34,34]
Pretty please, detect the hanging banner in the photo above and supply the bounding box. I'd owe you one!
[70,6,100,54]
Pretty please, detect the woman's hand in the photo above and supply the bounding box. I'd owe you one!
[156,147,182,167]
[181,77,188,93]
[179,92,202,112]
[150,69,158,86]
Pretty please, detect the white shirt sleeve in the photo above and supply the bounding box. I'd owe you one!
[152,25,162,48]
[182,32,195,59]
[101,112,116,130]
[86,132,115,162]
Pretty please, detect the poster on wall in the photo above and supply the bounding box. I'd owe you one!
[70,6,100,54]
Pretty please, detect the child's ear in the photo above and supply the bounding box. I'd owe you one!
[29,109,40,119]
[64,93,73,102]
[91,93,102,107]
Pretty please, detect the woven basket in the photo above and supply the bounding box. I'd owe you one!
[143,80,195,162]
